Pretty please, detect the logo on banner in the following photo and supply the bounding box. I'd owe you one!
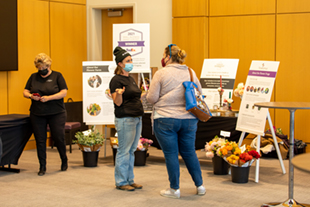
[118,28,145,56]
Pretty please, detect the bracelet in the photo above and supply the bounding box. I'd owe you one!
[29,94,32,99]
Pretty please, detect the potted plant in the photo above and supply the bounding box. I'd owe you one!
[205,136,230,175]
[74,126,105,167]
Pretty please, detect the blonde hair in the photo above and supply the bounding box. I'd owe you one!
[164,45,186,64]
[34,53,52,68]
[114,65,123,75]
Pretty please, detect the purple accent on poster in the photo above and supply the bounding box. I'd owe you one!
[118,41,145,47]
[248,70,277,78]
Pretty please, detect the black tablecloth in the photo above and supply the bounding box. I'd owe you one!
[141,113,242,150]
[0,114,32,165]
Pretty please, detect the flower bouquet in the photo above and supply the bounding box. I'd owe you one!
[205,136,227,158]
[224,145,261,167]
[137,138,153,151]
[223,98,234,111]
[205,136,230,175]
[233,82,244,98]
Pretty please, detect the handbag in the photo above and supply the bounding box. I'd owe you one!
[183,68,212,122]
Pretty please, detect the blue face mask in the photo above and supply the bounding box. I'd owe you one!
[124,63,133,72]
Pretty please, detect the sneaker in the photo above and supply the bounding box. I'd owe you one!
[160,188,180,199]
[197,185,206,195]
[116,185,135,191]
[130,183,143,189]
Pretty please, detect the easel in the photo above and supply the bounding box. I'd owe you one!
[238,110,286,183]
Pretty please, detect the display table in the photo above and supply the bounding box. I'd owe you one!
[0,114,32,173]
[254,102,310,207]
[141,112,242,150]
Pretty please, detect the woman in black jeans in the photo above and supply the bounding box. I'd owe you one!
[23,53,68,176]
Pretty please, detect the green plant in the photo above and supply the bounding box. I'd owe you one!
[74,127,104,147]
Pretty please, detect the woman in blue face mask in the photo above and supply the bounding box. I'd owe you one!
[109,46,144,191]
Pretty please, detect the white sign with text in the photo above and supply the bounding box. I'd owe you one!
[200,59,239,109]
[113,23,150,73]
[236,60,280,135]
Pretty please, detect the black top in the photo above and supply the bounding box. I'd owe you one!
[109,75,144,118]
[24,71,68,116]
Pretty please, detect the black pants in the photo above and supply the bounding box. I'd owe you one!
[30,112,67,168]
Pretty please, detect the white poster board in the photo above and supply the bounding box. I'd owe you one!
[113,23,150,73]
[82,61,115,125]
[200,59,239,109]
[236,60,280,135]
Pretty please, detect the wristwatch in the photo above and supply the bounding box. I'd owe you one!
[29,94,32,99]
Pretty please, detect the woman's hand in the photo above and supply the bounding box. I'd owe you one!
[115,87,125,95]
[32,95,41,101]
[112,87,125,106]
[40,96,49,102]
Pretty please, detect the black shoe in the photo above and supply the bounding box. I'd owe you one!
[61,160,68,171]
[38,167,46,176]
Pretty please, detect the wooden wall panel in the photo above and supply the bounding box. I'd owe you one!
[209,15,276,109]
[172,17,208,77]
[0,72,8,115]
[278,0,310,13]
[8,0,49,114]
[50,2,87,102]
[50,0,86,4]
[275,13,310,142]
[102,8,133,61]
[172,0,208,17]
[210,0,275,16]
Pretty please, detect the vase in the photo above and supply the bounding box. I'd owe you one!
[231,166,250,183]
[112,148,149,166]
[212,155,230,175]
[82,151,99,167]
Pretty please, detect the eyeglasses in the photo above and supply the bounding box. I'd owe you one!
[168,44,176,56]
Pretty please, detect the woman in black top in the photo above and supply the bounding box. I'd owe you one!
[109,47,144,191]
[23,53,68,176]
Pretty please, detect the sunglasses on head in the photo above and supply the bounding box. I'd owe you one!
[168,44,176,56]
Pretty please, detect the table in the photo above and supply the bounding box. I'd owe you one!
[292,153,310,174]
[141,113,242,150]
[0,114,33,173]
[254,102,310,207]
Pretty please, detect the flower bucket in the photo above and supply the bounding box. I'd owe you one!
[112,148,149,166]
[134,150,149,166]
[231,166,250,183]
[82,151,99,167]
[212,155,230,175]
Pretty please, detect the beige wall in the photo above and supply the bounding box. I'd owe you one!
[87,0,172,69]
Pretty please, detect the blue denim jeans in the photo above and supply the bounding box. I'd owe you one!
[154,118,203,189]
[114,116,142,187]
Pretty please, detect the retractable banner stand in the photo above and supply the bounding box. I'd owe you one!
[82,61,115,125]
[236,61,280,135]
[113,23,150,73]
[200,59,239,109]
